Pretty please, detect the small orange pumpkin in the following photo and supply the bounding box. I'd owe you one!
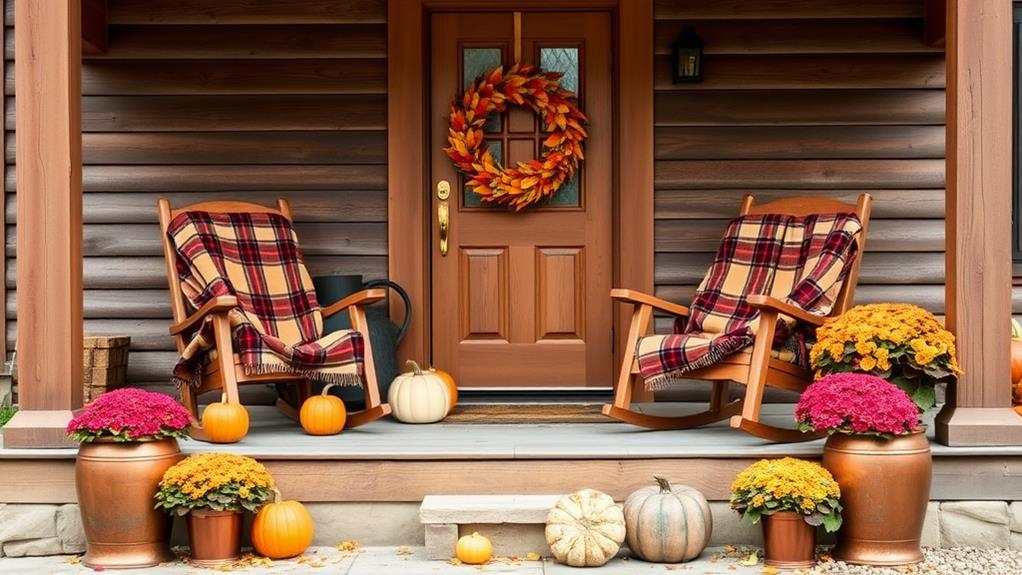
[1012,321,1022,404]
[456,532,492,565]
[252,487,314,559]
[201,393,249,443]
[430,367,458,413]
[299,384,347,435]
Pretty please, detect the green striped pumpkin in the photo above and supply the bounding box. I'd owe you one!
[623,476,712,563]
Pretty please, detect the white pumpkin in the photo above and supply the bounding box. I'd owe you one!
[545,489,626,567]
[623,476,712,563]
[388,360,450,423]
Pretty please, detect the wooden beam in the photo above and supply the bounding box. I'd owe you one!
[617,0,655,402]
[4,456,1022,504]
[3,0,83,448]
[81,0,108,55]
[386,0,428,366]
[924,0,946,47]
[936,0,1022,446]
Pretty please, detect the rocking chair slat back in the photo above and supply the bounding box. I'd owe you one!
[738,193,871,316]
[157,198,296,340]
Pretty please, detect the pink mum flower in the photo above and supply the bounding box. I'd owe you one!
[795,373,920,436]
[66,388,192,442]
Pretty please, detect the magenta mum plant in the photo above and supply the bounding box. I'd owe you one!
[796,373,920,438]
[66,388,192,443]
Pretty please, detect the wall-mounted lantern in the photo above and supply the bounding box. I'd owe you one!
[671,27,703,83]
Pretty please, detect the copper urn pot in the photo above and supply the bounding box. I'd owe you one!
[187,509,243,567]
[762,511,816,568]
[75,438,182,569]
[823,429,931,566]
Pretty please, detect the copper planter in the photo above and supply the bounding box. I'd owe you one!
[187,509,243,567]
[75,438,182,569]
[823,429,931,566]
[762,511,816,568]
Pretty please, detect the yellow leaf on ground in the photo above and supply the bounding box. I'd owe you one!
[739,552,759,566]
[525,552,541,561]
[337,540,359,552]
[762,566,782,575]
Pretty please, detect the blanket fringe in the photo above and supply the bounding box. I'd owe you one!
[241,363,364,386]
[642,338,752,391]
[172,365,363,390]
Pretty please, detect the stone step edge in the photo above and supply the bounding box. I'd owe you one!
[419,494,562,525]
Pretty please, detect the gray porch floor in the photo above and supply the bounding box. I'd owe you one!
[2,403,1019,460]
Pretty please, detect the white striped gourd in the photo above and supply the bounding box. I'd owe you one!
[623,476,712,563]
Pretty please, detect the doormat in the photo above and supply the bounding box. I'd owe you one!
[444,403,609,424]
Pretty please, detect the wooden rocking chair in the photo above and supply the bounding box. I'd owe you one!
[158,199,391,440]
[603,194,871,442]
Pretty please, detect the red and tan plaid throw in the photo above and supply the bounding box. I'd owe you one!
[166,211,364,388]
[637,213,862,390]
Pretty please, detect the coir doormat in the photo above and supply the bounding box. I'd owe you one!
[443,403,609,424]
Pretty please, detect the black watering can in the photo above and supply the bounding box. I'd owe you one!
[311,275,411,410]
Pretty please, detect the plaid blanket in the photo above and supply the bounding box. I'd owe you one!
[637,212,862,389]
[167,211,364,388]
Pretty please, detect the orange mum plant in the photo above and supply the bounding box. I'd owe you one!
[445,64,589,210]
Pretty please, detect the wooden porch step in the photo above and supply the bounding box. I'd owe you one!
[419,494,561,560]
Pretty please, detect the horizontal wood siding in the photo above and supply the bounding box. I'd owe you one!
[652,1,949,339]
[4,0,388,391]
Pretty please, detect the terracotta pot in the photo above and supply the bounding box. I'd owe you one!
[823,429,931,566]
[187,509,243,567]
[762,511,816,568]
[75,437,181,569]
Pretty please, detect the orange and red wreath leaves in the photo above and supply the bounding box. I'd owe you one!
[443,64,589,210]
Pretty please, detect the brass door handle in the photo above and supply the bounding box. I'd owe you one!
[438,202,449,256]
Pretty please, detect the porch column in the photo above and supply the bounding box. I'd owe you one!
[2,0,83,448]
[936,0,1022,445]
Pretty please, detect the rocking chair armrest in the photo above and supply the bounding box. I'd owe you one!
[321,288,387,319]
[747,295,826,327]
[610,289,690,318]
[169,296,238,335]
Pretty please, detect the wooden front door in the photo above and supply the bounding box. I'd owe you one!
[430,12,613,388]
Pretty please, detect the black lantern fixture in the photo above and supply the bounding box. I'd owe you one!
[671,27,703,83]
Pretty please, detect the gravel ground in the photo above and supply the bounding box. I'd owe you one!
[710,545,1022,575]
[808,547,1022,575]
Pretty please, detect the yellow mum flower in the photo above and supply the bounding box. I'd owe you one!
[854,340,877,355]
[859,355,877,371]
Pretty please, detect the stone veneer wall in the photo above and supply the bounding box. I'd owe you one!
[2,502,1022,557]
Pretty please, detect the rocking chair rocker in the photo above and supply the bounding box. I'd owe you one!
[603,194,871,442]
[158,199,391,441]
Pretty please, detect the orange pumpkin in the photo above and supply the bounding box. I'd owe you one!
[201,393,249,443]
[1009,339,1017,394]
[299,384,347,435]
[430,367,458,413]
[455,532,492,565]
[252,488,314,559]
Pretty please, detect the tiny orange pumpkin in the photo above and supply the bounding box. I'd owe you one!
[430,367,458,413]
[252,487,314,559]
[201,393,249,443]
[456,532,492,565]
[299,384,347,435]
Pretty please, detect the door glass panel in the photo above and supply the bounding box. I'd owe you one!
[463,141,502,208]
[540,47,581,207]
[463,47,502,132]
[540,47,579,92]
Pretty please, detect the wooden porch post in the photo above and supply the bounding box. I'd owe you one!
[2,0,83,448]
[936,0,1022,445]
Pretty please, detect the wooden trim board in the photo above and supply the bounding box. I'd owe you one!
[4,0,83,448]
[2,456,1019,504]
[938,0,1022,444]
[386,1,655,385]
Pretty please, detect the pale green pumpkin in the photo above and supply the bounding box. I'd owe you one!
[623,476,712,563]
